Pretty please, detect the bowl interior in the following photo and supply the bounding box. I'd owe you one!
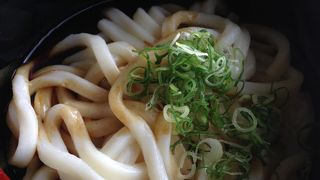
[1,0,318,179]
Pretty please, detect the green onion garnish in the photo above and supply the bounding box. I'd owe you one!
[126,30,281,179]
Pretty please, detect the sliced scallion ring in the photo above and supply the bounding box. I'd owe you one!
[232,107,257,133]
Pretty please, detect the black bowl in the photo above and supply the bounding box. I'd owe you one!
[0,0,195,178]
[0,0,319,179]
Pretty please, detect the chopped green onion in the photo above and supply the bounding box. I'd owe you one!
[163,105,190,122]
[126,29,281,179]
[232,107,257,133]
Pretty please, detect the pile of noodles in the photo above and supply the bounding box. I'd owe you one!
[6,0,313,179]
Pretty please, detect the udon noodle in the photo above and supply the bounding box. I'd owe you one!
[6,0,313,179]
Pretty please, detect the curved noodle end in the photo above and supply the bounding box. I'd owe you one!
[162,11,199,38]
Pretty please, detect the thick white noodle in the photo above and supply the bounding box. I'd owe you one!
[251,41,276,55]
[34,88,53,120]
[124,100,159,129]
[243,50,257,80]
[106,8,156,44]
[133,8,161,38]
[9,63,38,167]
[33,65,85,78]
[70,59,94,71]
[85,117,122,138]
[56,87,113,119]
[115,142,141,165]
[95,101,156,151]
[51,33,120,84]
[84,41,137,84]
[245,25,290,80]
[101,127,135,158]
[29,71,108,102]
[62,48,94,65]
[233,28,250,57]
[97,32,111,42]
[109,59,169,180]
[108,41,138,66]
[98,19,145,49]
[60,130,77,155]
[240,66,303,94]
[192,13,241,51]
[254,49,274,72]
[84,63,105,85]
[6,101,19,138]
[44,104,147,179]
[254,49,274,66]
[37,124,104,180]
[148,6,170,25]
[161,11,241,52]
[33,86,78,180]
[155,114,179,180]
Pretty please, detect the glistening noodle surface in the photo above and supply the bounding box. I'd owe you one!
[6,0,314,179]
